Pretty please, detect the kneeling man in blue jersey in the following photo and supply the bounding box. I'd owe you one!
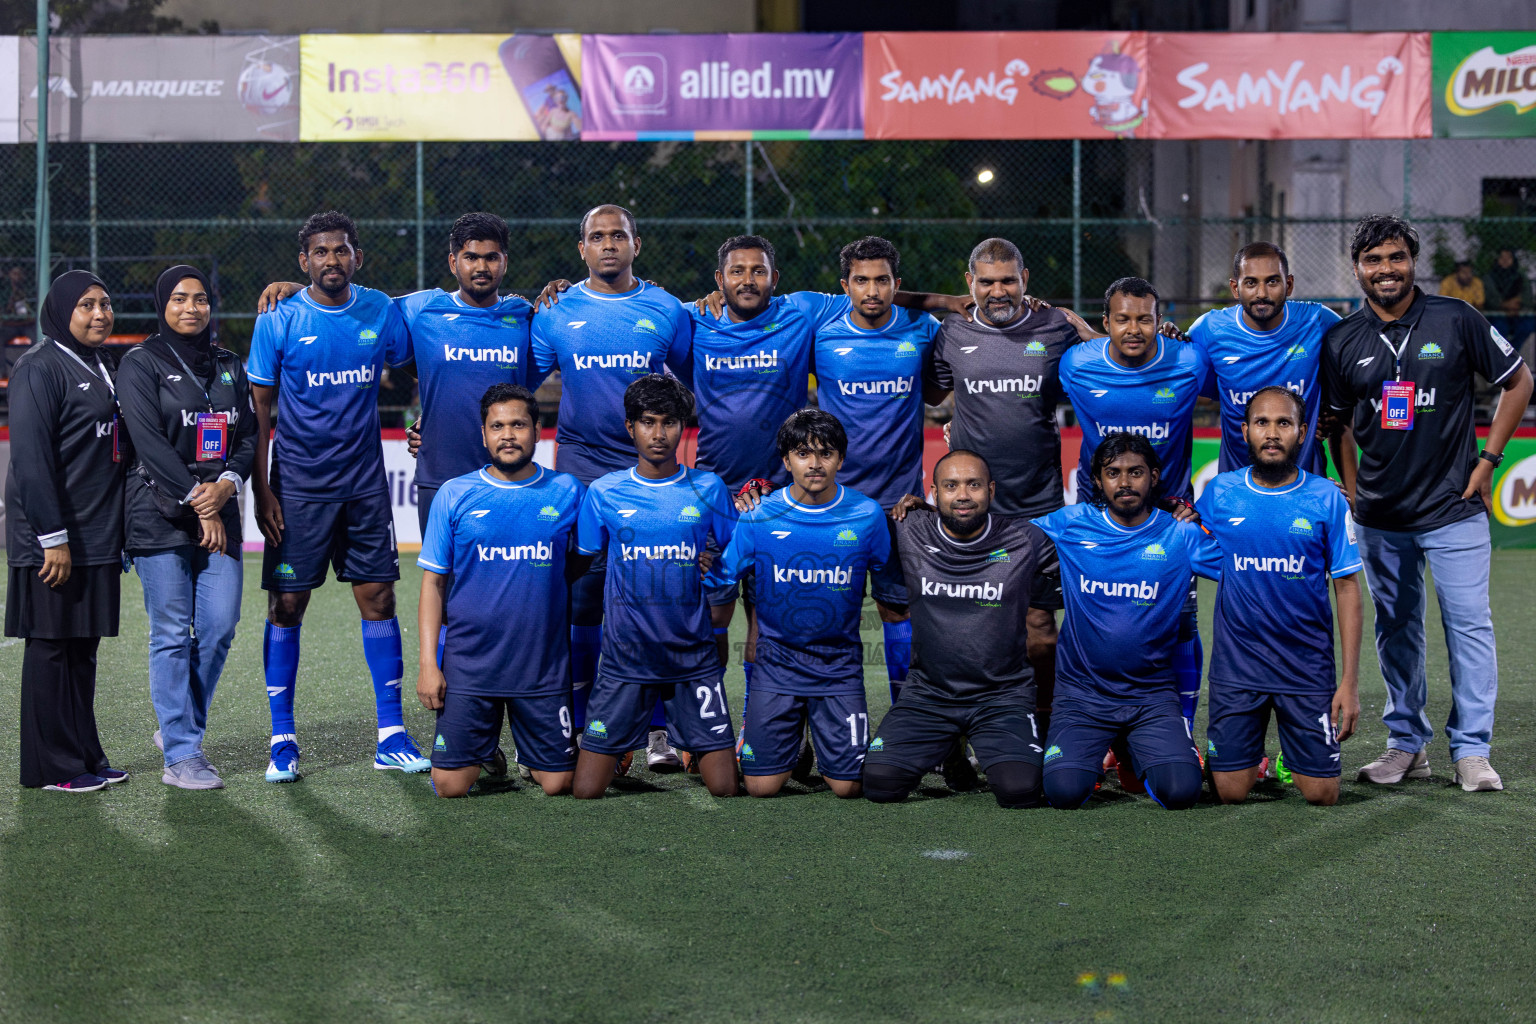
[416,384,582,797]
[712,409,897,798]
[248,210,429,781]
[571,375,739,799]
[1034,433,1222,810]
[1197,387,1363,805]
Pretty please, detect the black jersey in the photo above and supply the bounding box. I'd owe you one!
[893,508,1059,704]
[117,336,257,556]
[4,340,126,566]
[925,307,1078,517]
[1322,289,1524,533]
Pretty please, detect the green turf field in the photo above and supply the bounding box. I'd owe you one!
[1,552,1532,1023]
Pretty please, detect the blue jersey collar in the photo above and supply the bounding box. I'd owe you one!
[477,465,545,489]
[782,484,845,514]
[577,280,647,302]
[1240,466,1306,496]
[1098,507,1161,534]
[627,465,687,487]
[1233,302,1291,338]
[1100,335,1165,373]
[298,286,359,314]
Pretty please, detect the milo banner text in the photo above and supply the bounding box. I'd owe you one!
[1433,32,1536,138]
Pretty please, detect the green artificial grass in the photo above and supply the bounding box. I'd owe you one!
[1,552,1532,1023]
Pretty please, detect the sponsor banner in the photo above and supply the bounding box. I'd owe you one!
[580,33,862,140]
[1147,32,1431,139]
[1433,32,1536,138]
[863,32,1149,140]
[19,35,299,142]
[300,34,582,141]
[0,38,17,144]
[240,437,556,551]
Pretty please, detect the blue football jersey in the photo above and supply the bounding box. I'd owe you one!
[396,288,537,489]
[1033,504,1222,705]
[530,280,691,485]
[684,293,821,491]
[712,484,896,696]
[418,466,583,697]
[811,303,940,509]
[1197,468,1361,695]
[1059,336,1214,503]
[576,466,736,684]
[1188,301,1341,475]
[246,285,411,501]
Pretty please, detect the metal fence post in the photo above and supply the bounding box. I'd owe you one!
[88,142,98,276]
[745,141,755,234]
[1402,139,1412,219]
[415,141,425,292]
[34,0,49,307]
[1071,139,1082,313]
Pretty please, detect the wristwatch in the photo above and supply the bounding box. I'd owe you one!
[1478,449,1505,467]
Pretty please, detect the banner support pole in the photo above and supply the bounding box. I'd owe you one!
[1071,139,1082,313]
[34,0,49,315]
[415,141,425,292]
[745,141,755,234]
[1401,140,1412,219]
[88,142,98,276]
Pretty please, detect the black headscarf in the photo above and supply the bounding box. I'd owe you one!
[39,269,110,360]
[152,264,214,381]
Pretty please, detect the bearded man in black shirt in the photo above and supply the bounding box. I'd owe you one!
[861,450,1060,808]
[1322,214,1532,793]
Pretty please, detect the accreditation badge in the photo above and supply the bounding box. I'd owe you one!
[1380,381,1415,431]
[196,412,228,461]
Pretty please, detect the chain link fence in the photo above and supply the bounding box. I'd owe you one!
[0,136,1532,418]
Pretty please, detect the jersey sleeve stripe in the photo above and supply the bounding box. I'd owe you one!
[246,370,277,385]
[417,556,450,572]
[1329,560,1364,578]
[1490,359,1522,385]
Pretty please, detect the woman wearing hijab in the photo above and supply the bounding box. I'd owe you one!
[5,271,128,792]
[118,266,256,790]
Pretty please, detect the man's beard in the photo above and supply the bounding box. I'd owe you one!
[490,448,534,475]
[1250,445,1298,484]
[938,505,986,536]
[979,299,1019,326]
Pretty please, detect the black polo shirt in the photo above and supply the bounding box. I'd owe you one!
[1322,288,1524,533]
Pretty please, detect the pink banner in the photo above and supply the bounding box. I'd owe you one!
[1147,32,1432,139]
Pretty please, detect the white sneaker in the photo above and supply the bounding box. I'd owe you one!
[1452,756,1503,792]
[646,729,682,773]
[1356,748,1430,784]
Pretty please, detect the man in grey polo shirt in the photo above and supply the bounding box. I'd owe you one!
[1322,214,1532,792]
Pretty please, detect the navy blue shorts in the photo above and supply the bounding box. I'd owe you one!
[1205,684,1341,778]
[415,482,439,537]
[1043,700,1200,777]
[581,671,735,756]
[1178,580,1198,643]
[739,689,868,781]
[262,489,399,592]
[431,690,578,773]
[865,696,1043,774]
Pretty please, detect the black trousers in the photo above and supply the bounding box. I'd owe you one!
[19,637,107,788]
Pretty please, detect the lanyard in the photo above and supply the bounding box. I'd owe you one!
[1377,325,1413,382]
[54,340,115,397]
[163,343,220,414]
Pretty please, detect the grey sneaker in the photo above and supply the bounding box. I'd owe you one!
[646,729,682,773]
[1452,756,1504,792]
[1357,748,1430,784]
[153,728,163,752]
[162,755,225,791]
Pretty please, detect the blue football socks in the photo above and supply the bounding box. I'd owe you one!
[361,618,405,736]
[1174,634,1203,733]
[263,622,300,741]
[883,619,912,704]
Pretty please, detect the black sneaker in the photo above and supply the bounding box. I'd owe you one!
[941,739,980,792]
[43,773,108,793]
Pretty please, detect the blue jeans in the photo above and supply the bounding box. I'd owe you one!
[134,547,243,767]
[1355,515,1498,760]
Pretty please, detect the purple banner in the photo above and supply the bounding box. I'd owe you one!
[581,33,863,140]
